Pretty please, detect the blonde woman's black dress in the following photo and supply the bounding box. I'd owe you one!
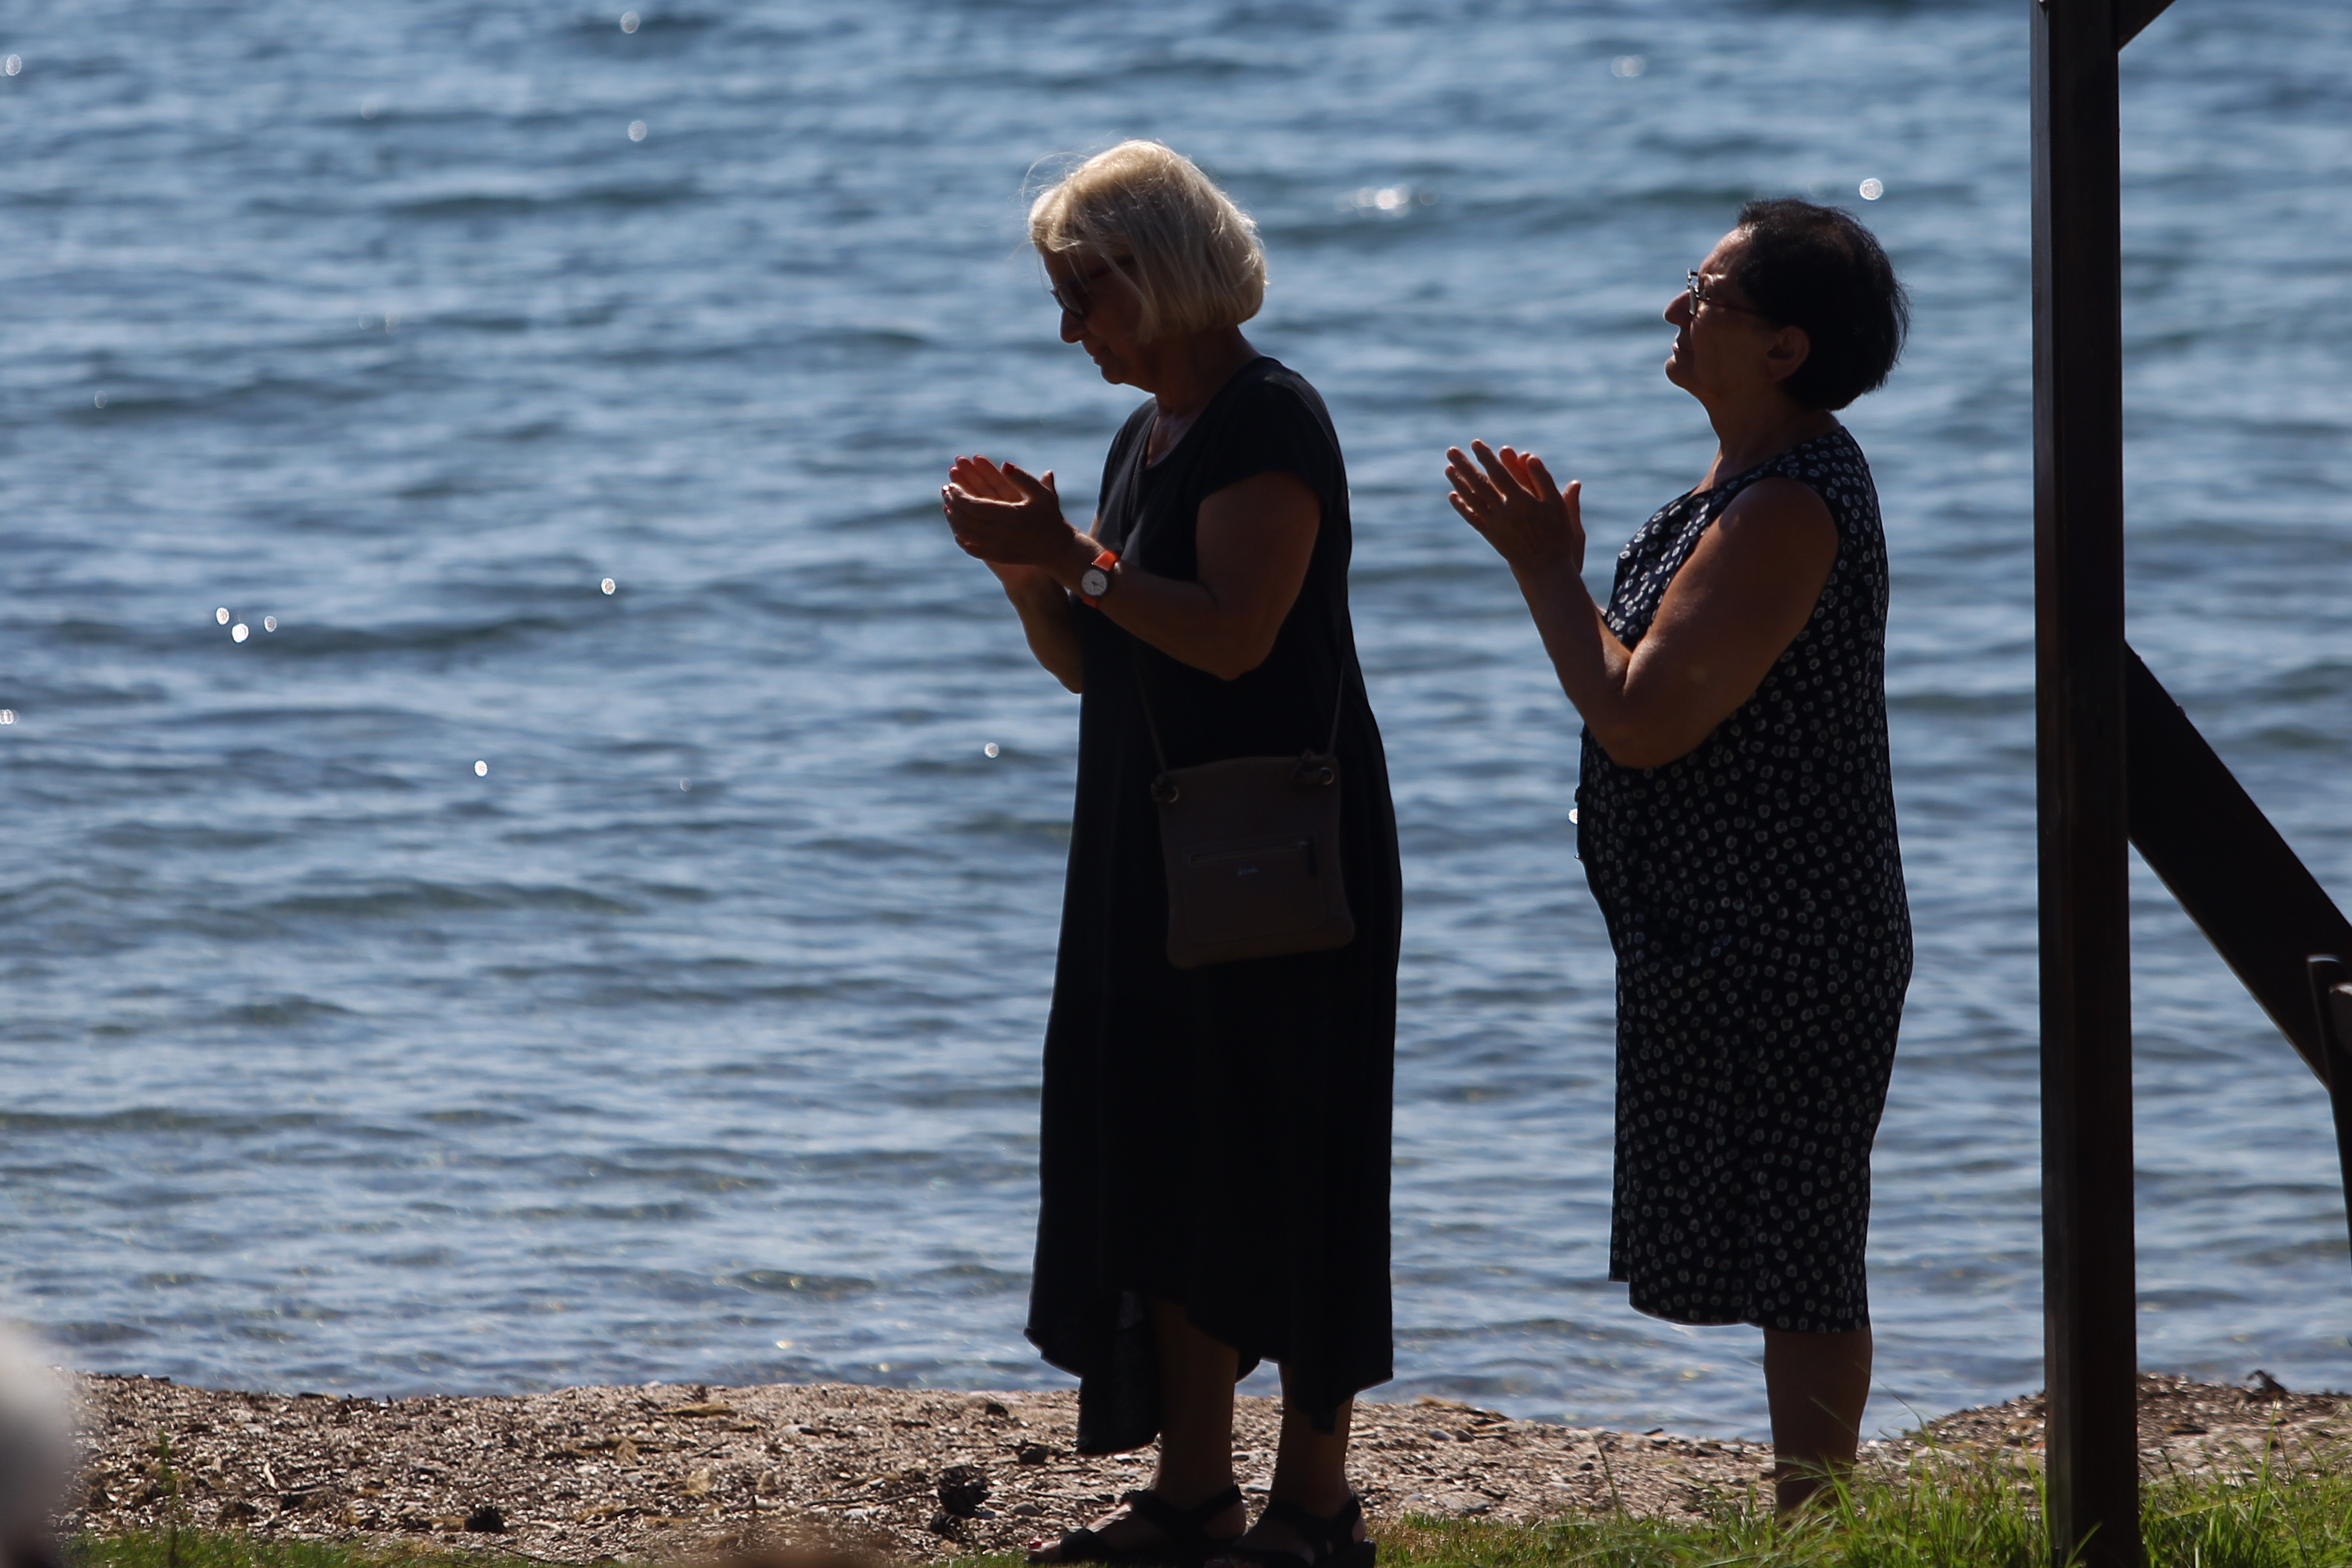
[1026,357,1402,1454]
[1578,426,1910,1333]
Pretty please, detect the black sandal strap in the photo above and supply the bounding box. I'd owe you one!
[1051,1487,1244,1565]
[1052,1527,1107,1561]
[1261,1494,1359,1550]
[1122,1484,1245,1543]
[1224,1493,1367,1568]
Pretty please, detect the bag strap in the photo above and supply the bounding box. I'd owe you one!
[1134,653,1174,777]
[1321,663,1349,757]
[1128,642,1353,778]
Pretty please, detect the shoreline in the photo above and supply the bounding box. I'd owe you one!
[67,1372,2346,1561]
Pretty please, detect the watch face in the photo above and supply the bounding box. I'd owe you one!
[1081,566,1109,598]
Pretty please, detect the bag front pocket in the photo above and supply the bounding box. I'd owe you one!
[1177,836,1324,944]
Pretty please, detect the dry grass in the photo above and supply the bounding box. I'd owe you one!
[65,1373,2352,1568]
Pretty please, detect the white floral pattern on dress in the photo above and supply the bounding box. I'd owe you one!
[1578,425,1912,1333]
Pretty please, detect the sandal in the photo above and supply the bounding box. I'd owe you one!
[1037,1485,1247,1566]
[1213,1492,1374,1568]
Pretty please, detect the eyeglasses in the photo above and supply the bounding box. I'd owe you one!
[1048,258,1131,318]
[1685,269,1771,322]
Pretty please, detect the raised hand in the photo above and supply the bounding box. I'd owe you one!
[1444,440,1586,579]
[943,455,1090,578]
[943,453,1088,691]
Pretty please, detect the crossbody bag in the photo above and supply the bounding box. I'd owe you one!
[1134,660,1357,970]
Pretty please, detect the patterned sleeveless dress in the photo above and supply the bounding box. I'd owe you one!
[1578,425,1911,1334]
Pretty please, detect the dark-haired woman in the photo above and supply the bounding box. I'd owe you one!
[1444,198,1912,1511]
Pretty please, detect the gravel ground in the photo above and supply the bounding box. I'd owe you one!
[62,1372,2347,1562]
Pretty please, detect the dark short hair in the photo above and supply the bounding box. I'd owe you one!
[1731,197,1909,411]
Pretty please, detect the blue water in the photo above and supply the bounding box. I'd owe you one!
[2,0,2349,1442]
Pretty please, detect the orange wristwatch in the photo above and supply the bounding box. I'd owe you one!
[1079,548,1118,606]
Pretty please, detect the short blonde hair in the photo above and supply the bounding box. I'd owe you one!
[1029,141,1266,342]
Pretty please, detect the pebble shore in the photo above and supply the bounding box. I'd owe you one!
[65,1372,2346,1561]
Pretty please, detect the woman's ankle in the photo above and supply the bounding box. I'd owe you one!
[1772,1458,1850,1515]
[1262,1479,1353,1520]
[1145,1472,1242,1509]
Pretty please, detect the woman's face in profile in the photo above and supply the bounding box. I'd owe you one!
[1044,251,1147,387]
[1662,229,1777,404]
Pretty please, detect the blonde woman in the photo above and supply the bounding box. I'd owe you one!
[941,142,1398,1568]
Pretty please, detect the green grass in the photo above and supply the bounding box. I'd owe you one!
[956,1444,2352,1568]
[1361,1450,2352,1568]
[68,1448,2352,1568]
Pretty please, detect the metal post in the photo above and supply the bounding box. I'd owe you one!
[2032,0,2141,1563]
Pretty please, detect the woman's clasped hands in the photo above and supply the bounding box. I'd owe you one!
[1443,440,1587,581]
[942,454,1092,590]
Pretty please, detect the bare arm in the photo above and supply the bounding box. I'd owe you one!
[942,457,1086,691]
[944,456,1318,682]
[1446,441,1836,769]
[990,558,1087,693]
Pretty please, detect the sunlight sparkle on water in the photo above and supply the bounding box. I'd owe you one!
[4,57,20,77]
[214,608,230,625]
[231,624,249,642]
[263,616,277,632]
[601,578,616,594]
[474,760,489,777]
[984,743,1000,758]
[1860,178,1885,200]
[628,121,647,142]
[0,711,14,726]
[621,12,640,32]
[1344,184,1427,214]
[92,392,106,409]
[1611,55,1645,78]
